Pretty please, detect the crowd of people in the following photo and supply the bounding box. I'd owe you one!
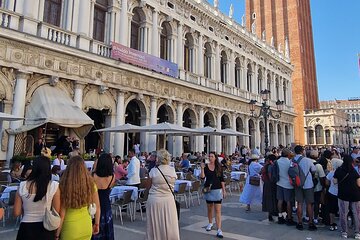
[239,145,360,239]
[2,141,360,239]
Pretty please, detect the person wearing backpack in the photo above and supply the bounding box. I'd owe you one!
[291,145,317,231]
[308,150,326,225]
[275,148,296,225]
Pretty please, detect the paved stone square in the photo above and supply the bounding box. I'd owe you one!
[0,192,343,240]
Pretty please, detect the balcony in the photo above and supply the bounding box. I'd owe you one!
[0,8,294,114]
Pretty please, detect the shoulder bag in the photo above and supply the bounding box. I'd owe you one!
[249,164,261,186]
[43,182,61,231]
[156,166,180,220]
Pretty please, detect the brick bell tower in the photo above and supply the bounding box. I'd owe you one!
[245,0,319,145]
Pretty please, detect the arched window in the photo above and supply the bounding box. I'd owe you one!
[257,68,262,94]
[352,114,356,122]
[308,130,314,144]
[325,129,331,144]
[204,42,212,79]
[235,58,241,88]
[184,33,194,72]
[93,0,108,42]
[357,114,360,122]
[131,8,146,51]
[220,51,228,84]
[44,0,62,27]
[160,22,172,60]
[275,78,280,100]
[283,81,287,104]
[267,73,271,98]
[315,125,324,144]
[246,63,252,92]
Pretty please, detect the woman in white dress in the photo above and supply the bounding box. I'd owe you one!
[146,149,180,240]
[240,154,263,211]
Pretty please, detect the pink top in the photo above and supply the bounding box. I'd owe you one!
[115,164,128,180]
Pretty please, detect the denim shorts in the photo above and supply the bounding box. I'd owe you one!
[204,189,223,204]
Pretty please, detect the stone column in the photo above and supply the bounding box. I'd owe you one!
[229,50,235,87]
[77,0,91,36]
[175,102,183,157]
[215,43,221,82]
[253,63,258,94]
[5,0,16,11]
[198,106,204,152]
[108,6,118,43]
[231,113,237,154]
[119,0,129,46]
[274,122,279,147]
[177,22,184,70]
[114,91,125,156]
[63,0,74,31]
[23,0,40,19]
[7,71,30,165]
[74,82,85,109]
[151,9,159,57]
[148,97,158,152]
[241,64,247,91]
[197,33,204,77]
[216,110,222,153]
[243,116,249,147]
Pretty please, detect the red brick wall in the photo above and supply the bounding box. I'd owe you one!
[245,0,319,144]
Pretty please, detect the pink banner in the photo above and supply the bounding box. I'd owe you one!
[111,42,179,78]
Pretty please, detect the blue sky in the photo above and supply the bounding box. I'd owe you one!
[208,0,360,101]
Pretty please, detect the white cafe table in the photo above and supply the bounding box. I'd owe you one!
[109,186,138,203]
[230,171,247,181]
[0,185,18,203]
[174,180,192,192]
[84,161,94,169]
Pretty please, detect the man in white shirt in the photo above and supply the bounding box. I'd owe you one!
[53,153,66,172]
[351,147,360,160]
[126,149,141,188]
[293,145,317,231]
[276,148,296,225]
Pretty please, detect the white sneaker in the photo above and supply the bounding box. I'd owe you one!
[341,232,348,238]
[355,232,360,239]
[216,229,224,238]
[205,223,213,231]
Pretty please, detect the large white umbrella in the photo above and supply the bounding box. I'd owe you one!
[93,123,143,154]
[221,128,250,137]
[139,122,198,149]
[0,112,23,121]
[93,123,142,133]
[139,122,199,134]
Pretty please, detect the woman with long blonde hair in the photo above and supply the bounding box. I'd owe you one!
[56,156,100,240]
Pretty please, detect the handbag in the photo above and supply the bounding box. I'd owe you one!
[43,182,61,231]
[249,176,261,186]
[156,166,180,220]
[202,184,212,194]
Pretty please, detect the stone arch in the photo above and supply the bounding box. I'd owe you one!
[203,111,216,127]
[124,95,149,119]
[0,71,13,101]
[277,124,282,146]
[221,114,231,129]
[182,107,198,127]
[157,103,175,124]
[315,125,324,145]
[248,119,255,149]
[26,77,73,103]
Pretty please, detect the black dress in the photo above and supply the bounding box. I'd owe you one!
[92,175,115,240]
[261,163,278,215]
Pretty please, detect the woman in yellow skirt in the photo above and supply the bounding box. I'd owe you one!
[56,156,101,240]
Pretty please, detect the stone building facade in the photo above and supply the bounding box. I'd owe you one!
[0,0,295,162]
[245,0,319,145]
[320,100,360,146]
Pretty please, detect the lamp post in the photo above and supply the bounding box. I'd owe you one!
[249,89,284,154]
[345,119,352,154]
